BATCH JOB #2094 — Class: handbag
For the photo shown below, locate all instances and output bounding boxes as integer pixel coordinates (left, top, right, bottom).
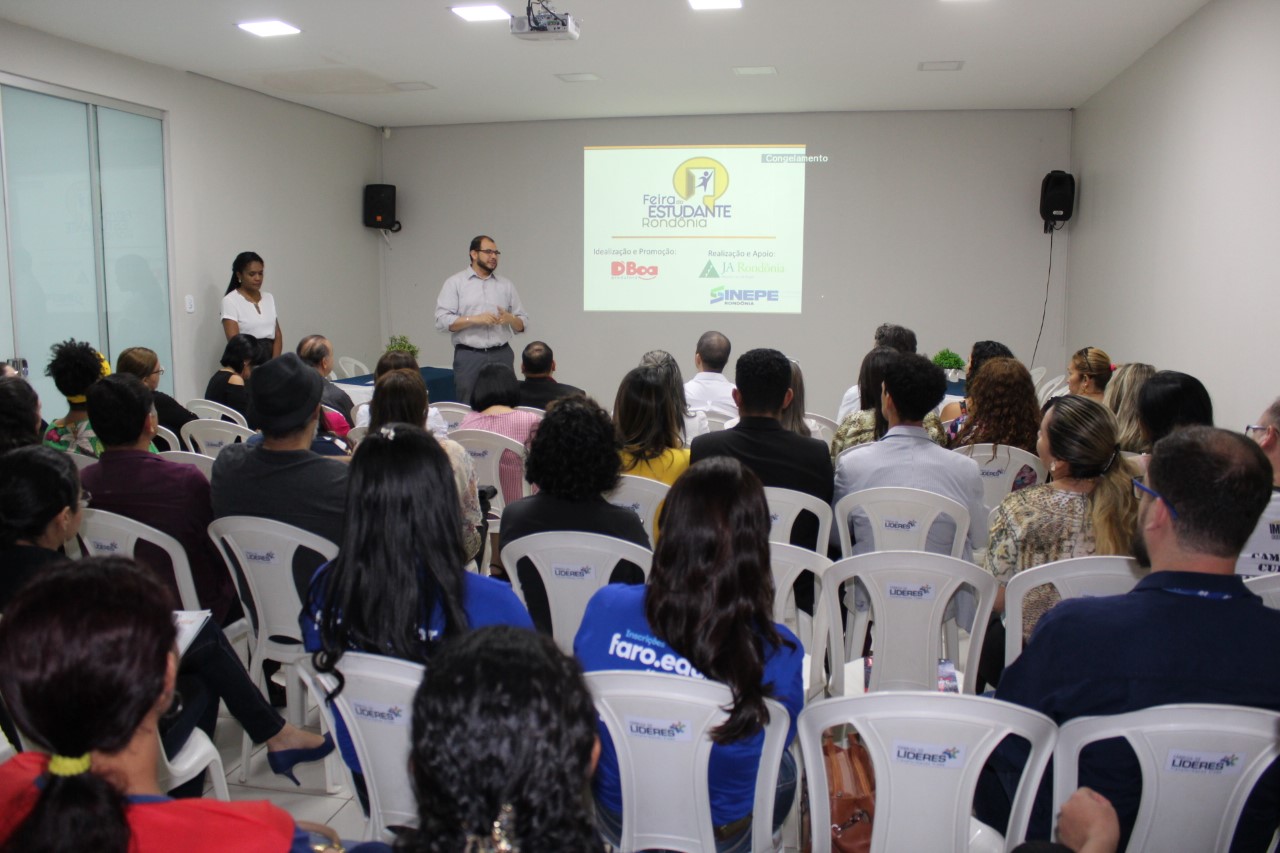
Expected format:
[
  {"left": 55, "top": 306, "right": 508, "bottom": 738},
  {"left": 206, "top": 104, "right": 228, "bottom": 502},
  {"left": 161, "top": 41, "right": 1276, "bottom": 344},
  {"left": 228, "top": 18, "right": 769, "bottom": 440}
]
[{"left": 824, "top": 732, "right": 876, "bottom": 853}]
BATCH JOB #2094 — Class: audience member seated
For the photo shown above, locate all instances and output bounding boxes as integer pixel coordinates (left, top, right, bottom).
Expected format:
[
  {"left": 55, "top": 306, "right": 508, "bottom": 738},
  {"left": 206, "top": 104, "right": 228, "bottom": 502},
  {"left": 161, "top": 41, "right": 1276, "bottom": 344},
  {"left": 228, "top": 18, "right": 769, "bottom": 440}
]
[
  {"left": 304, "top": 424, "right": 532, "bottom": 790},
  {"left": 367, "top": 369, "right": 483, "bottom": 563},
  {"left": 0, "top": 446, "right": 83, "bottom": 612},
  {"left": 1136, "top": 368, "right": 1214, "bottom": 452},
  {"left": 500, "top": 395, "right": 650, "bottom": 632},
  {"left": 0, "top": 557, "right": 369, "bottom": 853},
  {"left": 833, "top": 351, "right": 986, "bottom": 559},
  {"left": 949, "top": 356, "right": 1042, "bottom": 489},
  {"left": 939, "top": 339, "right": 1015, "bottom": 431},
  {"left": 614, "top": 365, "right": 691, "bottom": 485},
  {"left": 115, "top": 346, "right": 198, "bottom": 450},
  {"left": 204, "top": 333, "right": 256, "bottom": 422},
  {"left": 725, "top": 358, "right": 821, "bottom": 437},
  {"left": 517, "top": 340, "right": 583, "bottom": 409},
  {"left": 1239, "top": 397, "right": 1280, "bottom": 576},
  {"left": 42, "top": 338, "right": 110, "bottom": 456},
  {"left": 1066, "top": 345, "right": 1113, "bottom": 403},
  {"left": 397, "top": 626, "right": 602, "bottom": 853},
  {"left": 457, "top": 363, "right": 541, "bottom": 502},
  {"left": 830, "top": 345, "right": 945, "bottom": 462},
  {"left": 0, "top": 375, "right": 41, "bottom": 453},
  {"left": 351, "top": 349, "right": 448, "bottom": 438},
  {"left": 296, "top": 334, "right": 355, "bottom": 428},
  {"left": 682, "top": 330, "right": 738, "bottom": 417},
  {"left": 211, "top": 353, "right": 348, "bottom": 596},
  {"left": 1101, "top": 362, "right": 1155, "bottom": 454},
  {"left": 977, "top": 426, "right": 1280, "bottom": 850},
  {"left": 575, "top": 456, "right": 803, "bottom": 850},
  {"left": 836, "top": 322, "right": 917, "bottom": 422},
  {"left": 978, "top": 394, "right": 1137, "bottom": 689},
  {"left": 640, "top": 348, "right": 708, "bottom": 444}
]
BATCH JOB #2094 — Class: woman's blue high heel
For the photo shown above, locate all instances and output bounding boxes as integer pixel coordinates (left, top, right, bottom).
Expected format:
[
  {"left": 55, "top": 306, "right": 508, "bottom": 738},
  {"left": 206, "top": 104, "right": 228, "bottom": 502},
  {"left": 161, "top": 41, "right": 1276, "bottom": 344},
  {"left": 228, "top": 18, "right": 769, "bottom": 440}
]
[{"left": 267, "top": 732, "right": 335, "bottom": 785}]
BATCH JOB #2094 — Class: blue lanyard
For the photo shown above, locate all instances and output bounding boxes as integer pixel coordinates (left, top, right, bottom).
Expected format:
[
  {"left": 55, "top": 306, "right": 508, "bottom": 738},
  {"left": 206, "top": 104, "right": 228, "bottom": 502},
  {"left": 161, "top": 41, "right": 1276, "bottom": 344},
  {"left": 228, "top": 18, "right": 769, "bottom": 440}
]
[{"left": 1164, "top": 587, "right": 1238, "bottom": 601}]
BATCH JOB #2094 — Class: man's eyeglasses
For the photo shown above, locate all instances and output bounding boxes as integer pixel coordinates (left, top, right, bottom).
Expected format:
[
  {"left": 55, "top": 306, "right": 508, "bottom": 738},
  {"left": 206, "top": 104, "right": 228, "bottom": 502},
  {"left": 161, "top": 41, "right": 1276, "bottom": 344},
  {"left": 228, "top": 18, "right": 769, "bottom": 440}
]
[
  {"left": 1132, "top": 476, "right": 1179, "bottom": 519},
  {"left": 476, "top": 249, "right": 501, "bottom": 256},
  {"left": 1245, "top": 424, "right": 1272, "bottom": 440}
]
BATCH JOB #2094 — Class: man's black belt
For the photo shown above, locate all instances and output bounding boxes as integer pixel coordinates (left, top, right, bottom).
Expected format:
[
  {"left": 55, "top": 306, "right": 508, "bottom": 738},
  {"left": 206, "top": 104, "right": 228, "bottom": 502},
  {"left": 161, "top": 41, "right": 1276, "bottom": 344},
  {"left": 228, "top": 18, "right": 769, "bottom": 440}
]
[{"left": 455, "top": 343, "right": 509, "bottom": 353}]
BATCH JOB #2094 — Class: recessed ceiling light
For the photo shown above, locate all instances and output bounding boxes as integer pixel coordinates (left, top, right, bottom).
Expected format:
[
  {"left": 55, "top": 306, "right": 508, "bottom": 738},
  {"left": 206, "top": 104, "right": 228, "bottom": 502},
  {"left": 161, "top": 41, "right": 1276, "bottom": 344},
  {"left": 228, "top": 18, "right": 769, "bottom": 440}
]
[
  {"left": 451, "top": 5, "right": 510, "bottom": 22},
  {"left": 918, "top": 60, "right": 965, "bottom": 71},
  {"left": 733, "top": 66, "right": 777, "bottom": 76},
  {"left": 393, "top": 81, "right": 437, "bottom": 91},
  {"left": 690, "top": 0, "right": 742, "bottom": 9},
  {"left": 556, "top": 72, "right": 600, "bottom": 83},
  {"left": 237, "top": 20, "right": 301, "bottom": 37}
]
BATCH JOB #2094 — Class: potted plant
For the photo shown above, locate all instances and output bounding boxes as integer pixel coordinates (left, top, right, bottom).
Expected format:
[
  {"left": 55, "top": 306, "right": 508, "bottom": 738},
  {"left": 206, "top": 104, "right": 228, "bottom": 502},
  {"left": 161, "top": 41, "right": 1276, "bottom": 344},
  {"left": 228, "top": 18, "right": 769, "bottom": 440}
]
[
  {"left": 931, "top": 348, "right": 966, "bottom": 383},
  {"left": 386, "top": 334, "right": 419, "bottom": 360}
]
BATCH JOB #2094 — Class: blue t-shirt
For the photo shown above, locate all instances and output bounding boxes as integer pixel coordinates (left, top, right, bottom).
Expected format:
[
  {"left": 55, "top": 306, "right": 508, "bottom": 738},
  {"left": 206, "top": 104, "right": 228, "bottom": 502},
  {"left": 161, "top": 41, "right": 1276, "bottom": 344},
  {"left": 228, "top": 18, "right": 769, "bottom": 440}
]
[
  {"left": 573, "top": 583, "right": 803, "bottom": 826},
  {"left": 302, "top": 563, "right": 534, "bottom": 770}
]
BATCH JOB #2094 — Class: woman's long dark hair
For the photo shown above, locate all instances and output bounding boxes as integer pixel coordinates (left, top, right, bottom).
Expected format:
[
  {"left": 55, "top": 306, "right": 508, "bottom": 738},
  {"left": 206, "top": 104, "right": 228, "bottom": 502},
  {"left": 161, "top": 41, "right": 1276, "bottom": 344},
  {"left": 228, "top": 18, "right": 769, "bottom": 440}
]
[
  {"left": 0, "top": 446, "right": 79, "bottom": 549},
  {"left": 368, "top": 369, "right": 428, "bottom": 431},
  {"left": 311, "top": 424, "right": 469, "bottom": 692},
  {"left": 614, "top": 365, "right": 683, "bottom": 466},
  {"left": 639, "top": 349, "right": 692, "bottom": 441},
  {"left": 224, "top": 251, "right": 264, "bottom": 295},
  {"left": 855, "top": 346, "right": 897, "bottom": 439},
  {"left": 646, "top": 456, "right": 789, "bottom": 744},
  {"left": 0, "top": 377, "right": 41, "bottom": 454},
  {"left": 0, "top": 557, "right": 176, "bottom": 853},
  {"left": 397, "top": 627, "right": 601, "bottom": 853}
]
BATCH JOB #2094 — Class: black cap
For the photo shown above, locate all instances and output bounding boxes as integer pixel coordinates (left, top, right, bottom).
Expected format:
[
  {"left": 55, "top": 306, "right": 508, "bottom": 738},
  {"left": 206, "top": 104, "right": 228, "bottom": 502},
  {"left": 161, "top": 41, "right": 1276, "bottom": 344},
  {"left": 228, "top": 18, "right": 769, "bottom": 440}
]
[{"left": 248, "top": 353, "right": 323, "bottom": 433}]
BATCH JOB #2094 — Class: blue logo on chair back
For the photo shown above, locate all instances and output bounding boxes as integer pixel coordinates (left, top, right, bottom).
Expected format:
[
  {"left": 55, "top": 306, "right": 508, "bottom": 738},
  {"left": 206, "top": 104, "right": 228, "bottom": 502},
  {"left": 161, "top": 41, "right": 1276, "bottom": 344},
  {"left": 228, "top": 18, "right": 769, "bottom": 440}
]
[
  {"left": 245, "top": 549, "right": 276, "bottom": 563},
  {"left": 887, "top": 583, "right": 935, "bottom": 601},
  {"left": 1166, "top": 750, "right": 1242, "bottom": 775},
  {"left": 90, "top": 539, "right": 121, "bottom": 553}
]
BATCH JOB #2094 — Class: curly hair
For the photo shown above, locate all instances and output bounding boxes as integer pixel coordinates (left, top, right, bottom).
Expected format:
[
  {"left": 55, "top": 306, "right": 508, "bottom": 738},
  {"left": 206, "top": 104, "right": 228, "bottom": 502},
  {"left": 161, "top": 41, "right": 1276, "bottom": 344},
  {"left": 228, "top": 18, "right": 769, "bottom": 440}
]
[
  {"left": 523, "top": 395, "right": 621, "bottom": 499},
  {"left": 953, "top": 357, "right": 1040, "bottom": 453},
  {"left": 398, "top": 626, "right": 601, "bottom": 853},
  {"left": 45, "top": 339, "right": 106, "bottom": 403}
]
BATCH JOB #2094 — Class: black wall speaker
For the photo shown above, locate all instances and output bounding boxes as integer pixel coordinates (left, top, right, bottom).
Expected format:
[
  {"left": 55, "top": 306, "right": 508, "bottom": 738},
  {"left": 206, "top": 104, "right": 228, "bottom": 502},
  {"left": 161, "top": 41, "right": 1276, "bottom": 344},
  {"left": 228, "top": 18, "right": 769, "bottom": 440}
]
[
  {"left": 363, "top": 184, "right": 400, "bottom": 231},
  {"left": 1040, "top": 171, "right": 1075, "bottom": 232}
]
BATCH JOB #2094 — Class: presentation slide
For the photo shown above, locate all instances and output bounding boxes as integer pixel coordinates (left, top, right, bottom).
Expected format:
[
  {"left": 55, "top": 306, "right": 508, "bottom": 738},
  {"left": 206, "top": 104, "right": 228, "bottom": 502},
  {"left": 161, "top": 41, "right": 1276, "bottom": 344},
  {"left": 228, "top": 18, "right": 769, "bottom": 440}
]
[{"left": 583, "top": 145, "right": 807, "bottom": 314}]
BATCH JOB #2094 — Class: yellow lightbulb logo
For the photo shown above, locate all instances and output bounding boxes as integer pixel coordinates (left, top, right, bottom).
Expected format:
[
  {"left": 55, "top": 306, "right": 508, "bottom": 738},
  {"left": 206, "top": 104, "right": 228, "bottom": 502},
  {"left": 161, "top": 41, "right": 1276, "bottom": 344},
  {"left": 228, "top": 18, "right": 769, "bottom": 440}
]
[{"left": 672, "top": 157, "right": 729, "bottom": 209}]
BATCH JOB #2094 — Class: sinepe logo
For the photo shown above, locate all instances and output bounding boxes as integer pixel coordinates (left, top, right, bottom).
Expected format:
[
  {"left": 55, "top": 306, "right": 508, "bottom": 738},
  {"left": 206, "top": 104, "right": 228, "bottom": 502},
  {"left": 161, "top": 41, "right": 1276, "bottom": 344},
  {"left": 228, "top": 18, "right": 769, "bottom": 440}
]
[{"left": 611, "top": 261, "right": 658, "bottom": 280}]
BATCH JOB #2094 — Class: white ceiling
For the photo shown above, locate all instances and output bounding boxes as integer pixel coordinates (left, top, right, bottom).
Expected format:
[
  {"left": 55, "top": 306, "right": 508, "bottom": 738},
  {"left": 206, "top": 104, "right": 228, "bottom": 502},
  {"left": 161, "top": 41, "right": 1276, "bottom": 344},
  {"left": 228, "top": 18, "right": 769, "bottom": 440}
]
[{"left": 0, "top": 0, "right": 1210, "bottom": 128}]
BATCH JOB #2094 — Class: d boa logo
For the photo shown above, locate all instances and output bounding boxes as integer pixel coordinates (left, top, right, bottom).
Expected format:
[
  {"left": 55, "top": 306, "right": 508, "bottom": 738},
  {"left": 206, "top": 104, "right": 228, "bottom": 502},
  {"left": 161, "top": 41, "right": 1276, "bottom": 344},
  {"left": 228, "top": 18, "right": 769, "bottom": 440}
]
[{"left": 611, "top": 261, "right": 658, "bottom": 280}]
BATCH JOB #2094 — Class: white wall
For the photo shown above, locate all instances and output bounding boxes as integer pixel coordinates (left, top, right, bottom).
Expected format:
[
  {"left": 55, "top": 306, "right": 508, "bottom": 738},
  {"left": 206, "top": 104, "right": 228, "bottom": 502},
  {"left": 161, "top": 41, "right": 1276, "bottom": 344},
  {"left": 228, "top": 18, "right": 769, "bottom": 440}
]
[
  {"left": 382, "top": 110, "right": 1072, "bottom": 416},
  {"left": 0, "top": 21, "right": 384, "bottom": 402},
  {"left": 1067, "top": 0, "right": 1280, "bottom": 429}
]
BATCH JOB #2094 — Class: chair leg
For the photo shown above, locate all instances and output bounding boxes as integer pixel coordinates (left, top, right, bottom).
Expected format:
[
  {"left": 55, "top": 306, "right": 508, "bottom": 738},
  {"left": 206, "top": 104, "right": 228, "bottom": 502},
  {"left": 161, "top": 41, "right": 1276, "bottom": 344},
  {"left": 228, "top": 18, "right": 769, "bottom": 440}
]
[
  {"left": 208, "top": 752, "right": 230, "bottom": 801},
  {"left": 239, "top": 652, "right": 265, "bottom": 783},
  {"left": 284, "top": 662, "right": 305, "bottom": 728}
]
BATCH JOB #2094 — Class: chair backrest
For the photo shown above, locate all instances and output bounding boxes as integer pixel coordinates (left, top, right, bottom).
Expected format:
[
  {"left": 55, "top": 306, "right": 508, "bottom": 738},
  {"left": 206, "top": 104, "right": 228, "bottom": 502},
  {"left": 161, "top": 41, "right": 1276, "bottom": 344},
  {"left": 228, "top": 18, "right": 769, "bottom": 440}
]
[
  {"left": 73, "top": 509, "right": 201, "bottom": 610},
  {"left": 184, "top": 398, "right": 249, "bottom": 428},
  {"left": 337, "top": 356, "right": 369, "bottom": 378},
  {"left": 433, "top": 402, "right": 472, "bottom": 432},
  {"left": 1028, "top": 365, "right": 1047, "bottom": 386},
  {"left": 703, "top": 409, "right": 734, "bottom": 432},
  {"left": 799, "top": 692, "right": 1056, "bottom": 853},
  {"left": 303, "top": 654, "right": 424, "bottom": 838},
  {"left": 1244, "top": 573, "right": 1280, "bottom": 610},
  {"left": 818, "top": 552, "right": 996, "bottom": 695},
  {"left": 207, "top": 517, "right": 338, "bottom": 645},
  {"left": 181, "top": 419, "right": 255, "bottom": 458},
  {"left": 769, "top": 542, "right": 831, "bottom": 659},
  {"left": 1004, "top": 556, "right": 1144, "bottom": 666},
  {"left": 64, "top": 450, "right": 97, "bottom": 471},
  {"left": 764, "top": 486, "right": 833, "bottom": 553},
  {"left": 605, "top": 475, "right": 671, "bottom": 548},
  {"left": 833, "top": 487, "right": 970, "bottom": 559},
  {"left": 449, "top": 428, "right": 533, "bottom": 511},
  {"left": 1053, "top": 704, "right": 1280, "bottom": 853},
  {"left": 954, "top": 444, "right": 1047, "bottom": 513},
  {"left": 1036, "top": 374, "right": 1068, "bottom": 406},
  {"left": 806, "top": 412, "right": 839, "bottom": 445},
  {"left": 154, "top": 424, "right": 183, "bottom": 452},
  {"left": 346, "top": 425, "right": 368, "bottom": 445},
  {"left": 500, "top": 532, "right": 652, "bottom": 653},
  {"left": 585, "top": 670, "right": 788, "bottom": 853},
  {"left": 158, "top": 450, "right": 214, "bottom": 481},
  {"left": 515, "top": 406, "right": 545, "bottom": 417}
]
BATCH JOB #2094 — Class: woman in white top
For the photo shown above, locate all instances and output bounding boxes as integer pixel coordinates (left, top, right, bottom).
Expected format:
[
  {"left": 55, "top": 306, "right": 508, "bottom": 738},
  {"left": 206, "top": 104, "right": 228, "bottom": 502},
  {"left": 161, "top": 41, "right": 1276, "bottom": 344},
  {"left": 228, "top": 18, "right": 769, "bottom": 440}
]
[{"left": 220, "top": 251, "right": 281, "bottom": 364}]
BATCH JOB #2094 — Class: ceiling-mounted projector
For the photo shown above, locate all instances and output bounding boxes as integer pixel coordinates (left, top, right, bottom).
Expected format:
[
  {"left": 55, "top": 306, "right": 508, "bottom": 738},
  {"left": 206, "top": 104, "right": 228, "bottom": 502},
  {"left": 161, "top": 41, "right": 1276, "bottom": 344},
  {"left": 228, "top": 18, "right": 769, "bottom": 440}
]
[{"left": 511, "top": 0, "right": 579, "bottom": 40}]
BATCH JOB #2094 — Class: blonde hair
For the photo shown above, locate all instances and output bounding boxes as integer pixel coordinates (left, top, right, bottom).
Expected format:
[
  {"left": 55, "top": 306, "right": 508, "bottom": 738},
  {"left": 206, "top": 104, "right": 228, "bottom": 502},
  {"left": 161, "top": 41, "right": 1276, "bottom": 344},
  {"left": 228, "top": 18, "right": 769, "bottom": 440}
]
[
  {"left": 1103, "top": 362, "right": 1155, "bottom": 453},
  {"left": 1045, "top": 394, "right": 1137, "bottom": 555},
  {"left": 115, "top": 347, "right": 158, "bottom": 381},
  {"left": 1070, "top": 346, "right": 1114, "bottom": 392}
]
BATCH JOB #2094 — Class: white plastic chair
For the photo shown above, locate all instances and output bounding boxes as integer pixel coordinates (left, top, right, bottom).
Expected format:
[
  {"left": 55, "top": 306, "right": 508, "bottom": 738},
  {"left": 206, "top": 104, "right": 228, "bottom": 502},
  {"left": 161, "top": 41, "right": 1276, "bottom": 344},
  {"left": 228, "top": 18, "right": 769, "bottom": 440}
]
[
  {"left": 799, "top": 692, "right": 1056, "bottom": 853},
  {"left": 1244, "top": 573, "right": 1280, "bottom": 610},
  {"left": 433, "top": 402, "right": 472, "bottom": 432},
  {"left": 585, "top": 670, "right": 789, "bottom": 853},
  {"left": 764, "top": 486, "right": 833, "bottom": 553},
  {"left": 449, "top": 428, "right": 533, "bottom": 513},
  {"left": 1036, "top": 374, "right": 1068, "bottom": 406},
  {"left": 185, "top": 398, "right": 249, "bottom": 428},
  {"left": 207, "top": 516, "right": 338, "bottom": 784},
  {"left": 500, "top": 532, "right": 652, "bottom": 653},
  {"left": 605, "top": 475, "right": 671, "bottom": 548},
  {"left": 157, "top": 727, "right": 230, "bottom": 801},
  {"left": 71, "top": 509, "right": 203, "bottom": 610},
  {"left": 300, "top": 655, "right": 423, "bottom": 840},
  {"left": 769, "top": 542, "right": 832, "bottom": 657},
  {"left": 1052, "top": 704, "right": 1280, "bottom": 853},
  {"left": 954, "top": 444, "right": 1047, "bottom": 513},
  {"left": 515, "top": 405, "right": 546, "bottom": 417},
  {"left": 833, "top": 486, "right": 971, "bottom": 560},
  {"left": 816, "top": 552, "right": 996, "bottom": 696},
  {"left": 338, "top": 356, "right": 370, "bottom": 378},
  {"left": 1004, "top": 556, "right": 1144, "bottom": 666},
  {"left": 346, "top": 425, "right": 368, "bottom": 444},
  {"left": 64, "top": 450, "right": 97, "bottom": 471},
  {"left": 1028, "top": 366, "right": 1047, "bottom": 387},
  {"left": 181, "top": 420, "right": 255, "bottom": 458},
  {"left": 807, "top": 413, "right": 839, "bottom": 445},
  {"left": 704, "top": 409, "right": 735, "bottom": 432},
  {"left": 159, "top": 449, "right": 215, "bottom": 480},
  {"left": 154, "top": 423, "right": 183, "bottom": 452}
]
